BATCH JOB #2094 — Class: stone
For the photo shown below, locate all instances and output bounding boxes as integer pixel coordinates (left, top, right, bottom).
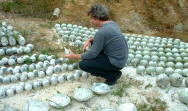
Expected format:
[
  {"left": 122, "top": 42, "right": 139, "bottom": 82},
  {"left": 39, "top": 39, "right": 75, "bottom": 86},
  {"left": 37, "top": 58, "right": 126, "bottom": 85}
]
[
  {"left": 8, "top": 36, "right": 16, "bottom": 46},
  {"left": 170, "top": 73, "right": 183, "bottom": 87},
  {"left": 1, "top": 37, "right": 8, "bottom": 46},
  {"left": 52, "top": 8, "right": 61, "bottom": 18},
  {"left": 178, "top": 88, "right": 188, "bottom": 105},
  {"left": 0, "top": 104, "right": 19, "bottom": 111},
  {"left": 8, "top": 59, "right": 16, "bottom": 65},
  {"left": 18, "top": 35, "right": 26, "bottom": 45},
  {"left": 50, "top": 76, "right": 58, "bottom": 85},
  {"left": 156, "top": 74, "right": 170, "bottom": 88},
  {"left": 0, "top": 49, "right": 5, "bottom": 55},
  {"left": 15, "top": 85, "right": 24, "bottom": 94},
  {"left": 24, "top": 83, "right": 32, "bottom": 91},
  {"left": 117, "top": 103, "right": 137, "bottom": 111},
  {"left": 6, "top": 88, "right": 14, "bottom": 97},
  {"left": 24, "top": 99, "right": 49, "bottom": 111},
  {"left": 49, "top": 94, "right": 70, "bottom": 108},
  {"left": 42, "top": 79, "right": 50, "bottom": 87},
  {"left": 57, "top": 75, "right": 64, "bottom": 83},
  {"left": 91, "top": 83, "right": 111, "bottom": 95},
  {"left": 73, "top": 88, "right": 93, "bottom": 102},
  {"left": 0, "top": 87, "right": 6, "bottom": 98}
]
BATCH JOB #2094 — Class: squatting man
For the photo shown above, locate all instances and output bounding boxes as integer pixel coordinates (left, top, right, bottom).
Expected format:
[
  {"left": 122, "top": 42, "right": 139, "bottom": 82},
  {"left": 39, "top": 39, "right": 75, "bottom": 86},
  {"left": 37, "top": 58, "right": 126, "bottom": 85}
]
[{"left": 64, "top": 3, "right": 128, "bottom": 85}]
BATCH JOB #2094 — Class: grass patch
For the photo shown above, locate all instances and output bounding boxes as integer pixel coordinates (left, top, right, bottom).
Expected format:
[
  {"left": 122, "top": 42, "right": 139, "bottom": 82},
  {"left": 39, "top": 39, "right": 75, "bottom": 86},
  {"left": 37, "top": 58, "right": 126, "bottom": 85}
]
[
  {"left": 137, "top": 97, "right": 167, "bottom": 111},
  {"left": 39, "top": 22, "right": 54, "bottom": 29},
  {"left": 0, "top": 1, "right": 26, "bottom": 13},
  {"left": 23, "top": 58, "right": 33, "bottom": 64},
  {"left": 41, "top": 48, "right": 58, "bottom": 58},
  {"left": 0, "top": 55, "right": 6, "bottom": 59},
  {"left": 0, "top": 0, "right": 66, "bottom": 18},
  {"left": 111, "top": 82, "right": 131, "bottom": 97},
  {"left": 64, "top": 59, "right": 79, "bottom": 64},
  {"left": 15, "top": 25, "right": 35, "bottom": 38}
]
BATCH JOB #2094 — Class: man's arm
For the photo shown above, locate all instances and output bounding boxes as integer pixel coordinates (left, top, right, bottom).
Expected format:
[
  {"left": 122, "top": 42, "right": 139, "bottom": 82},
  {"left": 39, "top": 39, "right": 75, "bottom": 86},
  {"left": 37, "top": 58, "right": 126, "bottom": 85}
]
[
  {"left": 83, "top": 37, "right": 94, "bottom": 51},
  {"left": 64, "top": 54, "right": 81, "bottom": 59},
  {"left": 81, "top": 31, "right": 104, "bottom": 60}
]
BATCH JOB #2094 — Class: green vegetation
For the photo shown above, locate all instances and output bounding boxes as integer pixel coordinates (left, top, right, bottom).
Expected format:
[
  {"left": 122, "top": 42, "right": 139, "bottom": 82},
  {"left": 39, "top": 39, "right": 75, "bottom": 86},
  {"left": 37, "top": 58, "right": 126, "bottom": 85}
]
[
  {"left": 23, "top": 58, "right": 33, "bottom": 64},
  {"left": 15, "top": 25, "right": 35, "bottom": 37},
  {"left": 64, "top": 59, "right": 79, "bottom": 64},
  {"left": 41, "top": 48, "right": 58, "bottom": 58},
  {"left": 39, "top": 22, "right": 54, "bottom": 29},
  {"left": 111, "top": 82, "right": 131, "bottom": 97},
  {"left": 0, "top": 1, "right": 26, "bottom": 13},
  {"left": 137, "top": 97, "right": 167, "bottom": 111},
  {"left": 0, "top": 55, "right": 6, "bottom": 59}
]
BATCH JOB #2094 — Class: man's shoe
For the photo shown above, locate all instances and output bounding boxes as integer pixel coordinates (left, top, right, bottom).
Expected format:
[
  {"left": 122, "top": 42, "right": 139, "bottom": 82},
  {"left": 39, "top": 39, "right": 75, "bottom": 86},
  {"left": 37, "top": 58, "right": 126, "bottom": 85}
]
[{"left": 105, "top": 73, "right": 122, "bottom": 85}]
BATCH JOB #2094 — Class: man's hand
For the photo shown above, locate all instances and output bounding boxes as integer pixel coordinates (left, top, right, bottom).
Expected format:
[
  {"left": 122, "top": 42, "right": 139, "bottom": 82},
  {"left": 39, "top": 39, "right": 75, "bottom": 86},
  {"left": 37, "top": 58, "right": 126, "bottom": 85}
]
[
  {"left": 83, "top": 38, "right": 94, "bottom": 52},
  {"left": 64, "top": 54, "right": 81, "bottom": 59}
]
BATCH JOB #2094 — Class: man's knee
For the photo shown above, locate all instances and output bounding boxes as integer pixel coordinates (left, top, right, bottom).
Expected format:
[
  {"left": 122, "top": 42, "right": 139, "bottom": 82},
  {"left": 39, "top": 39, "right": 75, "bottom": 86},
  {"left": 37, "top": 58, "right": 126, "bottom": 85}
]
[{"left": 79, "top": 61, "right": 88, "bottom": 71}]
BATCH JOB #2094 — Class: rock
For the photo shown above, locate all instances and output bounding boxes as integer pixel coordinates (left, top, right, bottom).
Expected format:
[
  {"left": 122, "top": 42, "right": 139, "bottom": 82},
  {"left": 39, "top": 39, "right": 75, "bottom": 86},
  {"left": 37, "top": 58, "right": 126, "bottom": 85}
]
[
  {"left": 73, "top": 73, "right": 80, "bottom": 80},
  {"left": 61, "top": 64, "right": 68, "bottom": 70},
  {"left": 0, "top": 87, "right": 6, "bottom": 98},
  {"left": 101, "top": 108, "right": 116, "bottom": 111},
  {"left": 185, "top": 78, "right": 188, "bottom": 87},
  {"left": 6, "top": 88, "right": 14, "bottom": 97},
  {"left": 182, "top": 69, "right": 188, "bottom": 77},
  {"left": 50, "top": 76, "right": 58, "bottom": 85},
  {"left": 24, "top": 99, "right": 49, "bottom": 111},
  {"left": 52, "top": 8, "right": 61, "bottom": 18},
  {"left": 38, "top": 54, "right": 47, "bottom": 61},
  {"left": 82, "top": 72, "right": 89, "bottom": 79},
  {"left": 0, "top": 104, "right": 19, "bottom": 111},
  {"left": 6, "top": 49, "right": 15, "bottom": 55},
  {"left": 28, "top": 64, "right": 35, "bottom": 71},
  {"left": 1, "top": 57, "right": 8, "bottom": 65},
  {"left": 156, "top": 74, "right": 170, "bottom": 88},
  {"left": 24, "top": 83, "right": 32, "bottom": 91},
  {"left": 42, "top": 79, "right": 50, "bottom": 87},
  {"left": 174, "top": 23, "right": 184, "bottom": 32},
  {"left": 57, "top": 75, "right": 64, "bottom": 83},
  {"left": 27, "top": 72, "right": 35, "bottom": 79},
  {"left": 3, "top": 76, "right": 11, "bottom": 84},
  {"left": 0, "top": 49, "right": 5, "bottom": 55},
  {"left": 18, "top": 35, "right": 26, "bottom": 45},
  {"left": 178, "top": 88, "right": 188, "bottom": 105},
  {"left": 66, "top": 74, "right": 74, "bottom": 81},
  {"left": 20, "top": 73, "right": 28, "bottom": 82},
  {"left": 11, "top": 75, "right": 18, "bottom": 83},
  {"left": 38, "top": 71, "right": 45, "bottom": 78},
  {"left": 73, "top": 88, "right": 93, "bottom": 102},
  {"left": 8, "top": 36, "right": 16, "bottom": 46},
  {"left": 169, "top": 73, "right": 183, "bottom": 87},
  {"left": 8, "top": 59, "right": 16, "bottom": 65},
  {"left": 117, "top": 103, "right": 137, "bottom": 111},
  {"left": 23, "top": 47, "right": 32, "bottom": 53},
  {"left": 49, "top": 94, "right": 70, "bottom": 108},
  {"left": 30, "top": 56, "right": 36, "bottom": 62},
  {"left": 54, "top": 65, "right": 61, "bottom": 73},
  {"left": 17, "top": 48, "right": 24, "bottom": 54},
  {"left": 1, "top": 37, "right": 8, "bottom": 46},
  {"left": 33, "top": 81, "right": 42, "bottom": 89},
  {"left": 27, "top": 44, "right": 34, "bottom": 50},
  {"left": 15, "top": 85, "right": 24, "bottom": 94},
  {"left": 91, "top": 82, "right": 111, "bottom": 95}
]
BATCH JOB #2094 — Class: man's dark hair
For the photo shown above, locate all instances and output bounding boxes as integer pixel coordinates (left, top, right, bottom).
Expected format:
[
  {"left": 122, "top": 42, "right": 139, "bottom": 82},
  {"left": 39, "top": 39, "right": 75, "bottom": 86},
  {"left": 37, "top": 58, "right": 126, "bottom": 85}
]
[{"left": 88, "top": 3, "right": 109, "bottom": 21}]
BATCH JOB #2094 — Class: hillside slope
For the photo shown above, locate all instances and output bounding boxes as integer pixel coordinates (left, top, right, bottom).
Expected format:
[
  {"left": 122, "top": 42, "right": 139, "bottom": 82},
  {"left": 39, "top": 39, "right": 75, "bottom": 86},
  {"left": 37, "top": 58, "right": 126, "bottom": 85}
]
[{"left": 0, "top": 0, "right": 188, "bottom": 41}]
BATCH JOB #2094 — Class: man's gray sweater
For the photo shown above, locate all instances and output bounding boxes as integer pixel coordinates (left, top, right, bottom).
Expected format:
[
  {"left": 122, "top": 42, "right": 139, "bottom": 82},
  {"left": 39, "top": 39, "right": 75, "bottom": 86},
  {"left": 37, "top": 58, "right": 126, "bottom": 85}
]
[{"left": 81, "top": 21, "right": 128, "bottom": 68}]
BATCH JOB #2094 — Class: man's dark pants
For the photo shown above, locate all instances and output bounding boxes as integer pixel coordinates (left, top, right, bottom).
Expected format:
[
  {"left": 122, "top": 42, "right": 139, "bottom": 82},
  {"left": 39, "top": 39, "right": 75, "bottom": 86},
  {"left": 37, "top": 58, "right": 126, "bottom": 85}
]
[{"left": 79, "top": 53, "right": 122, "bottom": 82}]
